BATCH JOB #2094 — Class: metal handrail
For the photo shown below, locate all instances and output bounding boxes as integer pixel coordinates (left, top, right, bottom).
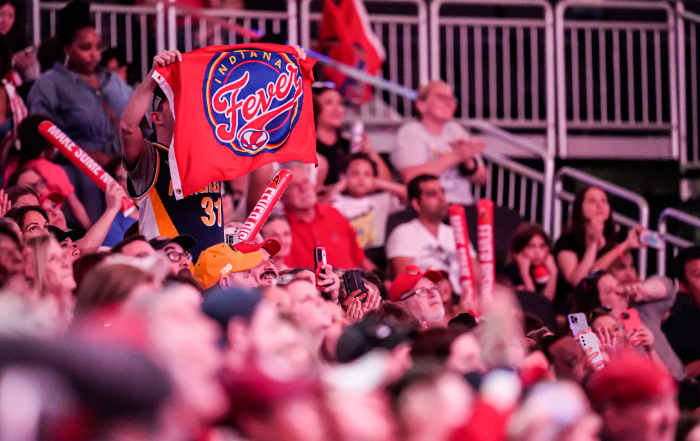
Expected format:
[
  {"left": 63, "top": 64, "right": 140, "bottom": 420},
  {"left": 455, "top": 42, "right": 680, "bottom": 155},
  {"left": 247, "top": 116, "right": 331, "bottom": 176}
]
[
  {"left": 430, "top": 0, "right": 556, "bottom": 162},
  {"left": 657, "top": 208, "right": 700, "bottom": 275},
  {"left": 553, "top": 166, "right": 651, "bottom": 277},
  {"left": 555, "top": 0, "right": 679, "bottom": 159}
]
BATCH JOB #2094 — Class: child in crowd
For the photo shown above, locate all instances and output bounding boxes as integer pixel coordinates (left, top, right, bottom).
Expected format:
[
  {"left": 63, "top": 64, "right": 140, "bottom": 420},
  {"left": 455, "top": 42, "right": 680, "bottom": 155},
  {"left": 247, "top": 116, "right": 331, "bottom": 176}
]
[
  {"left": 505, "top": 222, "right": 558, "bottom": 302},
  {"left": 329, "top": 153, "right": 406, "bottom": 266}
]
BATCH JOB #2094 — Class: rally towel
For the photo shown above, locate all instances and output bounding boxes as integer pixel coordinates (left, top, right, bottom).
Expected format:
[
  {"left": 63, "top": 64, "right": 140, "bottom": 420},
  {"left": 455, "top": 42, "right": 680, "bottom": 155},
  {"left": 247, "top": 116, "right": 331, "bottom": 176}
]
[
  {"left": 153, "top": 43, "right": 317, "bottom": 199},
  {"left": 319, "top": 0, "right": 385, "bottom": 104}
]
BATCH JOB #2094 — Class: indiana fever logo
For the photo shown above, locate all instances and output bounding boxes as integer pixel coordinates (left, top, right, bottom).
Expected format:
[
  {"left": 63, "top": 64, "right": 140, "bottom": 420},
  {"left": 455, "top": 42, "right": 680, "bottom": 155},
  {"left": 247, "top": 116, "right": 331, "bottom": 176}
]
[{"left": 203, "top": 49, "right": 304, "bottom": 156}]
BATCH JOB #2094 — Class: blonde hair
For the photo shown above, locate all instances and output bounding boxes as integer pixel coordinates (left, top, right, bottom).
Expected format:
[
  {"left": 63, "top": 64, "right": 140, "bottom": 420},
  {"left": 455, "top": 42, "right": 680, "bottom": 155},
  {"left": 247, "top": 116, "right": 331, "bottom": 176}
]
[
  {"left": 25, "top": 234, "right": 55, "bottom": 294},
  {"left": 417, "top": 80, "right": 452, "bottom": 101}
]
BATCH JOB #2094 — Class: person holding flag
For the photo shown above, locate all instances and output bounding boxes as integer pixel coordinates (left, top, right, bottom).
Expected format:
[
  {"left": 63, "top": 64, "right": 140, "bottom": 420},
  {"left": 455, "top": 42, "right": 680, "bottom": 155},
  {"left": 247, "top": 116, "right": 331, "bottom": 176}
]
[
  {"left": 120, "top": 49, "right": 220, "bottom": 260},
  {"left": 120, "top": 44, "right": 315, "bottom": 260}
]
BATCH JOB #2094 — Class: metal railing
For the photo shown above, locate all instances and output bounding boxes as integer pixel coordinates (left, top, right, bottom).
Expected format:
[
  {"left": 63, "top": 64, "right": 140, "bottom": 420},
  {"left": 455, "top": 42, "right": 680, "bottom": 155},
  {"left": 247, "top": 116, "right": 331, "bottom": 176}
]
[
  {"left": 299, "top": 0, "right": 428, "bottom": 122},
  {"left": 555, "top": 0, "right": 679, "bottom": 158},
  {"left": 32, "top": 1, "right": 166, "bottom": 79},
  {"left": 677, "top": 2, "right": 700, "bottom": 171},
  {"left": 167, "top": 2, "right": 297, "bottom": 53},
  {"left": 553, "top": 167, "right": 651, "bottom": 277},
  {"left": 430, "top": 0, "right": 556, "bottom": 159},
  {"left": 657, "top": 208, "right": 700, "bottom": 276},
  {"left": 465, "top": 120, "right": 554, "bottom": 231}
]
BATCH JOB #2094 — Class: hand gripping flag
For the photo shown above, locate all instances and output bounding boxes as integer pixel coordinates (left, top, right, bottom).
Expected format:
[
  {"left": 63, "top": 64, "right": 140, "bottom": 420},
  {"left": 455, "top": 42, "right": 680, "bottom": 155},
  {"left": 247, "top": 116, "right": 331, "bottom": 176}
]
[
  {"left": 319, "top": 0, "right": 386, "bottom": 104},
  {"left": 153, "top": 43, "right": 317, "bottom": 199}
]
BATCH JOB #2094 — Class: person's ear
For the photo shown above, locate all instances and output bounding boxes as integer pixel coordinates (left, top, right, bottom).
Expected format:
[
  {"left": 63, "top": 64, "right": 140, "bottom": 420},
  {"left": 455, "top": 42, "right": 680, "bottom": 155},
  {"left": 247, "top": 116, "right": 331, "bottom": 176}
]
[
  {"left": 411, "top": 198, "right": 420, "bottom": 213},
  {"left": 415, "top": 98, "right": 427, "bottom": 115},
  {"left": 149, "top": 111, "right": 162, "bottom": 126}
]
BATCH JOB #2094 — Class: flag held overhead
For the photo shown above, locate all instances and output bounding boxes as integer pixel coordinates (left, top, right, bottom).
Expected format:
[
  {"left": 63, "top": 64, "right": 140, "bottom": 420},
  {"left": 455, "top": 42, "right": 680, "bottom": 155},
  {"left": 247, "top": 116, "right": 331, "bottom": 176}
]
[{"left": 154, "top": 43, "right": 317, "bottom": 199}]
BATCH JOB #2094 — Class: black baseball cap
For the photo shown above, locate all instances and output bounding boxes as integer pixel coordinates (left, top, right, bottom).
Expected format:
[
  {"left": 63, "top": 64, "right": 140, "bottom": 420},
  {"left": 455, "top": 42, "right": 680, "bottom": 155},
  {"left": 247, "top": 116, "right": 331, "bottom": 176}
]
[
  {"left": 148, "top": 234, "right": 195, "bottom": 252},
  {"left": 48, "top": 225, "right": 85, "bottom": 242}
]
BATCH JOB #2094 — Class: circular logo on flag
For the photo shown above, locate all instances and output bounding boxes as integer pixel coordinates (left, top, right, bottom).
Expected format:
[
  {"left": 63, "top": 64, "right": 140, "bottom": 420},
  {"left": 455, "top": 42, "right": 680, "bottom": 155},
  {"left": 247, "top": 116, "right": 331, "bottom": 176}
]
[{"left": 203, "top": 48, "right": 304, "bottom": 156}]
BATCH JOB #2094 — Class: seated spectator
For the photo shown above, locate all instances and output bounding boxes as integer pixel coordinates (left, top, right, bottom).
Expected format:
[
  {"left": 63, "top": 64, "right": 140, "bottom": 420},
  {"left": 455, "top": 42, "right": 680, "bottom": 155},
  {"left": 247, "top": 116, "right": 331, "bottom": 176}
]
[
  {"left": 193, "top": 239, "right": 281, "bottom": 290},
  {"left": 44, "top": 181, "right": 126, "bottom": 256},
  {"left": 101, "top": 47, "right": 131, "bottom": 85},
  {"left": 389, "top": 265, "right": 446, "bottom": 329},
  {"left": 386, "top": 174, "right": 476, "bottom": 293},
  {"left": 388, "top": 364, "right": 473, "bottom": 441},
  {"left": 313, "top": 84, "right": 390, "bottom": 186},
  {"left": 6, "top": 115, "right": 91, "bottom": 228},
  {"left": 282, "top": 162, "right": 373, "bottom": 270},
  {"left": 542, "top": 334, "right": 590, "bottom": 383},
  {"left": 505, "top": 222, "right": 558, "bottom": 302},
  {"left": 5, "top": 204, "right": 48, "bottom": 240},
  {"left": 663, "top": 246, "right": 700, "bottom": 375},
  {"left": 574, "top": 270, "right": 683, "bottom": 379},
  {"left": 74, "top": 263, "right": 159, "bottom": 316},
  {"left": 149, "top": 235, "right": 195, "bottom": 277},
  {"left": 0, "top": 220, "right": 23, "bottom": 287},
  {"left": 410, "top": 327, "right": 485, "bottom": 375},
  {"left": 554, "top": 186, "right": 647, "bottom": 308},
  {"left": 111, "top": 234, "right": 156, "bottom": 258},
  {"left": 587, "top": 350, "right": 678, "bottom": 441},
  {"left": 101, "top": 156, "right": 137, "bottom": 246},
  {"left": 0, "top": 0, "right": 40, "bottom": 91},
  {"left": 27, "top": 1, "right": 132, "bottom": 221},
  {"left": 508, "top": 381, "right": 601, "bottom": 441},
  {"left": 260, "top": 214, "right": 292, "bottom": 271},
  {"left": 24, "top": 234, "right": 76, "bottom": 332},
  {"left": 330, "top": 153, "right": 406, "bottom": 266},
  {"left": 391, "top": 80, "right": 486, "bottom": 205},
  {"left": 6, "top": 184, "right": 39, "bottom": 207},
  {"left": 0, "top": 34, "right": 27, "bottom": 144}
]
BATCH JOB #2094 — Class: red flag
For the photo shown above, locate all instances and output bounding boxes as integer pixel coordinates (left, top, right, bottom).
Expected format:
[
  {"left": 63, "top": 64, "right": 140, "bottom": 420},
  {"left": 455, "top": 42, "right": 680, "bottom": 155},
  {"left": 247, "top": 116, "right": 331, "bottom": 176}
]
[
  {"left": 153, "top": 43, "right": 317, "bottom": 199},
  {"left": 319, "top": 0, "right": 386, "bottom": 104}
]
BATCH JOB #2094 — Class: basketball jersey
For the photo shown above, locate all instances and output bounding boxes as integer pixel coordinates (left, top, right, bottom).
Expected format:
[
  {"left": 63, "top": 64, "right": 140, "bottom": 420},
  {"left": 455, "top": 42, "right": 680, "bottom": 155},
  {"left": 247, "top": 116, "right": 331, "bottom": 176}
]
[{"left": 128, "top": 141, "right": 223, "bottom": 260}]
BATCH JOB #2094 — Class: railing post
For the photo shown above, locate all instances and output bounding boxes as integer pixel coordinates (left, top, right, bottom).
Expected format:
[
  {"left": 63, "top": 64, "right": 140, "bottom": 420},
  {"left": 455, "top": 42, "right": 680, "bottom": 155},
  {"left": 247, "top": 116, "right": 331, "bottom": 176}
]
[
  {"left": 554, "top": 1, "right": 567, "bottom": 158},
  {"left": 417, "top": 0, "right": 429, "bottom": 85},
  {"left": 677, "top": 1, "right": 688, "bottom": 170},
  {"left": 32, "top": 0, "right": 40, "bottom": 47},
  {"left": 156, "top": 1, "right": 165, "bottom": 54},
  {"left": 543, "top": 157, "right": 554, "bottom": 235},
  {"left": 287, "top": 0, "right": 298, "bottom": 46},
  {"left": 668, "top": 1, "right": 680, "bottom": 161},
  {"left": 299, "top": 0, "right": 311, "bottom": 49},
  {"left": 429, "top": 0, "right": 442, "bottom": 82},
  {"left": 544, "top": 1, "right": 556, "bottom": 161},
  {"left": 553, "top": 170, "right": 564, "bottom": 240},
  {"left": 638, "top": 200, "right": 650, "bottom": 279},
  {"left": 658, "top": 214, "right": 668, "bottom": 276},
  {"left": 168, "top": 0, "right": 177, "bottom": 51}
]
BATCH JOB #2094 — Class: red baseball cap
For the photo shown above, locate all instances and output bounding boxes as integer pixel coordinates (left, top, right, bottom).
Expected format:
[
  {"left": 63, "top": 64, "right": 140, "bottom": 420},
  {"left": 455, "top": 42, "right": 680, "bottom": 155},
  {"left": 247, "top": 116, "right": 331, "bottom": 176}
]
[
  {"left": 587, "top": 349, "right": 676, "bottom": 410},
  {"left": 388, "top": 265, "right": 442, "bottom": 302},
  {"left": 233, "top": 238, "right": 281, "bottom": 256}
]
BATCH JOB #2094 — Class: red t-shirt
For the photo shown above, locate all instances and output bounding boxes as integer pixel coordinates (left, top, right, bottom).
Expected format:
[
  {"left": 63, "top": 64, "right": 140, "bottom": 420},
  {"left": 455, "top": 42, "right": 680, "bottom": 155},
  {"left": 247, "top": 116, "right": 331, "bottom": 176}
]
[{"left": 284, "top": 203, "right": 365, "bottom": 269}]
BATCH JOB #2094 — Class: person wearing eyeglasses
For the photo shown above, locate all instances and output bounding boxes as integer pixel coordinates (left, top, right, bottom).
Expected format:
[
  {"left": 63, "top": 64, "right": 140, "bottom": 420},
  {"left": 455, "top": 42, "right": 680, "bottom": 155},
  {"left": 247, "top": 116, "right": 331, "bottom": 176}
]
[
  {"left": 149, "top": 235, "right": 196, "bottom": 277},
  {"left": 392, "top": 80, "right": 487, "bottom": 206},
  {"left": 388, "top": 265, "right": 446, "bottom": 329}
]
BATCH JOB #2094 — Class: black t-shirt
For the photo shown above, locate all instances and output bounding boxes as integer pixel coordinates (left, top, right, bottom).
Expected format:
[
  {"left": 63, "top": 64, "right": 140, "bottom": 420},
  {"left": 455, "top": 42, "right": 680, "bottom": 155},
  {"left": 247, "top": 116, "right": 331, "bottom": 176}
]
[
  {"left": 552, "top": 231, "right": 620, "bottom": 314},
  {"left": 662, "top": 294, "right": 700, "bottom": 365},
  {"left": 317, "top": 137, "right": 350, "bottom": 185}
]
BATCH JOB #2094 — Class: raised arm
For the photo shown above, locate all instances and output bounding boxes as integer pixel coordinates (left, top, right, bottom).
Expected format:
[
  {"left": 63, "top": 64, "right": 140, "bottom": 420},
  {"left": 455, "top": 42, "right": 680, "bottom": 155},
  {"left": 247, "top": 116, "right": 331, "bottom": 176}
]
[
  {"left": 76, "top": 181, "right": 125, "bottom": 253},
  {"left": 120, "top": 50, "right": 182, "bottom": 166}
]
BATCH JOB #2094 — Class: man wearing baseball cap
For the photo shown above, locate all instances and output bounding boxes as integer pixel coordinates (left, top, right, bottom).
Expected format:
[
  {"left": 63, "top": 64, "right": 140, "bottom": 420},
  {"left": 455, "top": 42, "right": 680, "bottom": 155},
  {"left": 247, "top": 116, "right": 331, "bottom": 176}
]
[
  {"left": 389, "top": 265, "right": 446, "bottom": 329},
  {"left": 587, "top": 350, "right": 678, "bottom": 441},
  {"left": 194, "top": 239, "right": 281, "bottom": 290},
  {"left": 149, "top": 235, "right": 196, "bottom": 276}
]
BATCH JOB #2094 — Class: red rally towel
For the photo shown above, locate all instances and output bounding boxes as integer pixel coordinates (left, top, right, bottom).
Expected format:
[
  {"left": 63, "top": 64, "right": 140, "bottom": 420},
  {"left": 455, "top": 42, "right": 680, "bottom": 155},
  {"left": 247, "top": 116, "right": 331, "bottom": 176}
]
[{"left": 153, "top": 43, "right": 317, "bottom": 199}]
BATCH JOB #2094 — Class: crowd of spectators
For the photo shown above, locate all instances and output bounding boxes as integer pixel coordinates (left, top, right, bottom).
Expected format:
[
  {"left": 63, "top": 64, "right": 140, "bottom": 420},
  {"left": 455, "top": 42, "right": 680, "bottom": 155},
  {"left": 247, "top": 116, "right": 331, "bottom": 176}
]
[{"left": 0, "top": 1, "right": 700, "bottom": 441}]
